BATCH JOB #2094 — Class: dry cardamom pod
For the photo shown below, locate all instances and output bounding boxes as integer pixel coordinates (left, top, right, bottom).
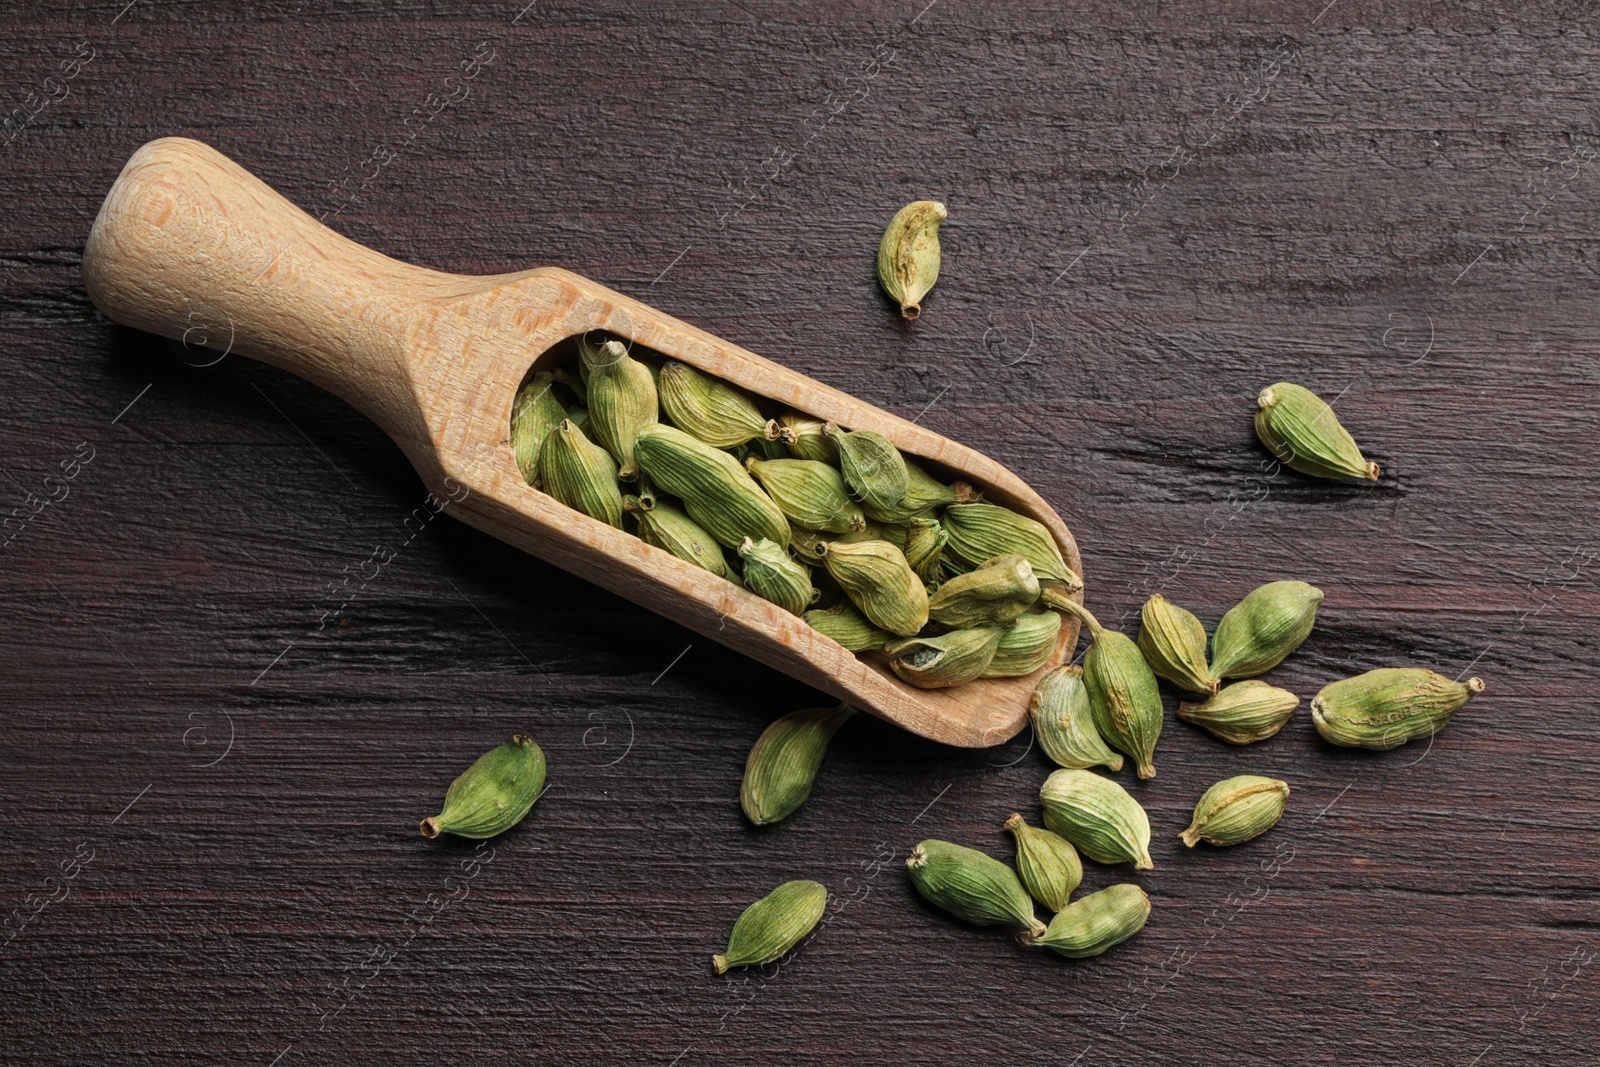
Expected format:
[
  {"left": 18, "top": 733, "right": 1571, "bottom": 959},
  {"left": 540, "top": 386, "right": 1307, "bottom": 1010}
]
[
  {"left": 905, "top": 839, "right": 1046, "bottom": 936},
  {"left": 1210, "top": 580, "right": 1324, "bottom": 679},
  {"left": 745, "top": 456, "right": 866, "bottom": 534},
  {"left": 738, "top": 536, "right": 818, "bottom": 616},
  {"left": 659, "top": 360, "right": 782, "bottom": 448},
  {"left": 824, "top": 424, "right": 909, "bottom": 514},
  {"left": 582, "top": 339, "right": 658, "bottom": 480},
  {"left": 860, "top": 459, "right": 978, "bottom": 523},
  {"left": 420, "top": 734, "right": 546, "bottom": 840},
  {"left": 712, "top": 880, "right": 828, "bottom": 974},
  {"left": 779, "top": 411, "right": 837, "bottom": 464},
  {"left": 1137, "top": 593, "right": 1220, "bottom": 695},
  {"left": 624, "top": 495, "right": 729, "bottom": 578},
  {"left": 877, "top": 200, "right": 946, "bottom": 319},
  {"left": 803, "top": 602, "right": 892, "bottom": 652},
  {"left": 510, "top": 373, "right": 567, "bottom": 484},
  {"left": 741, "top": 703, "right": 855, "bottom": 825},
  {"left": 1311, "top": 668, "right": 1484, "bottom": 750},
  {"left": 1181, "top": 774, "right": 1290, "bottom": 847},
  {"left": 885, "top": 625, "right": 1005, "bottom": 689},
  {"left": 1024, "top": 884, "right": 1150, "bottom": 959},
  {"left": 1030, "top": 666, "right": 1124, "bottom": 772},
  {"left": 1054, "top": 600, "right": 1163, "bottom": 779},
  {"left": 902, "top": 516, "right": 949, "bottom": 585},
  {"left": 537, "top": 419, "right": 624, "bottom": 528},
  {"left": 1003, "top": 813, "right": 1082, "bottom": 912},
  {"left": 816, "top": 538, "right": 929, "bottom": 637},
  {"left": 633, "top": 424, "right": 790, "bottom": 548},
  {"left": 984, "top": 610, "right": 1062, "bottom": 677},
  {"left": 1255, "top": 381, "right": 1380, "bottom": 482},
  {"left": 1177, "top": 680, "right": 1299, "bottom": 745},
  {"left": 1039, "top": 768, "right": 1154, "bottom": 869},
  {"left": 928, "top": 553, "right": 1041, "bottom": 628},
  {"left": 943, "top": 503, "right": 1081, "bottom": 596}
]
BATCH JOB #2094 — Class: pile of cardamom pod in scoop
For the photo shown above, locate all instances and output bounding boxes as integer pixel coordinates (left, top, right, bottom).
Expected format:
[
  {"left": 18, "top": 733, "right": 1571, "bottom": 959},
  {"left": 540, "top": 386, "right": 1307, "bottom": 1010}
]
[{"left": 508, "top": 333, "right": 1082, "bottom": 690}]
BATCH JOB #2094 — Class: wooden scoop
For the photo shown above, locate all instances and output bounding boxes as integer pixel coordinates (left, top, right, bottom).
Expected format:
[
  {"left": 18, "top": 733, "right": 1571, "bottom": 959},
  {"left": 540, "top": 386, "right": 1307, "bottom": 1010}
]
[{"left": 81, "top": 137, "right": 1082, "bottom": 747}]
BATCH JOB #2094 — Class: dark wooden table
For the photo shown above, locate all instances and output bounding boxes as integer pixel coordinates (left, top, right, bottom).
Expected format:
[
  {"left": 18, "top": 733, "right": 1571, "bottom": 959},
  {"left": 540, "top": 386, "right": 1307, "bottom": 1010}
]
[{"left": 3, "top": 1, "right": 1596, "bottom": 1063}]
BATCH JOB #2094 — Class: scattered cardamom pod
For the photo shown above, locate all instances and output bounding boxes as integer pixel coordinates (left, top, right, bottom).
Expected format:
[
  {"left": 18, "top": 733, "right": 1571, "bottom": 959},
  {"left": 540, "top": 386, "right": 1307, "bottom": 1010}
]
[
  {"left": 1177, "top": 680, "right": 1299, "bottom": 745},
  {"left": 625, "top": 495, "right": 730, "bottom": 578},
  {"left": 779, "top": 412, "right": 837, "bottom": 464},
  {"left": 803, "top": 602, "right": 892, "bottom": 652},
  {"left": 537, "top": 419, "right": 625, "bottom": 529},
  {"left": 816, "top": 539, "right": 929, "bottom": 637},
  {"left": 1025, "top": 884, "right": 1151, "bottom": 959},
  {"left": 1181, "top": 774, "right": 1290, "bottom": 847},
  {"left": 712, "top": 880, "right": 829, "bottom": 974},
  {"left": 825, "top": 424, "right": 910, "bottom": 515},
  {"left": 860, "top": 459, "right": 978, "bottom": 523},
  {"left": 659, "top": 360, "right": 782, "bottom": 449},
  {"left": 1311, "top": 668, "right": 1484, "bottom": 750},
  {"left": 1053, "top": 600, "right": 1163, "bottom": 779},
  {"left": 745, "top": 456, "right": 866, "bottom": 534},
  {"left": 942, "top": 503, "right": 1081, "bottom": 596},
  {"left": 1137, "top": 593, "right": 1220, "bottom": 694},
  {"left": 1255, "top": 381, "right": 1380, "bottom": 482},
  {"left": 633, "top": 424, "right": 790, "bottom": 548},
  {"left": 1003, "top": 813, "right": 1082, "bottom": 912},
  {"left": 877, "top": 200, "right": 946, "bottom": 319},
  {"left": 1210, "top": 580, "right": 1324, "bottom": 679},
  {"left": 738, "top": 536, "right": 818, "bottom": 616},
  {"left": 510, "top": 373, "right": 567, "bottom": 484},
  {"left": 1030, "top": 666, "right": 1124, "bottom": 772},
  {"left": 741, "top": 703, "right": 855, "bottom": 825},
  {"left": 1039, "top": 768, "right": 1154, "bottom": 870},
  {"left": 420, "top": 735, "right": 546, "bottom": 840},
  {"left": 885, "top": 625, "right": 1006, "bottom": 689},
  {"left": 905, "top": 839, "right": 1046, "bottom": 936},
  {"left": 984, "top": 610, "right": 1062, "bottom": 678},
  {"left": 927, "top": 553, "right": 1041, "bottom": 628},
  {"left": 581, "top": 339, "right": 658, "bottom": 481},
  {"left": 902, "top": 516, "right": 949, "bottom": 585}
]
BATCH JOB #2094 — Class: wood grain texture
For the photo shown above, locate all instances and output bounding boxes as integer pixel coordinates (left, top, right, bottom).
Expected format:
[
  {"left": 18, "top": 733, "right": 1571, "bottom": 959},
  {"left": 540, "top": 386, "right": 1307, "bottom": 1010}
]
[{"left": 2, "top": 1, "right": 1598, "bottom": 1064}]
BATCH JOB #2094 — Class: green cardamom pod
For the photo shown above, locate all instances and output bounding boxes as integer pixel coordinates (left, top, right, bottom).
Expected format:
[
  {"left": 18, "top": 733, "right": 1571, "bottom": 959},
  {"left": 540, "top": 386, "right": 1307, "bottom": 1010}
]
[
  {"left": 815, "top": 538, "right": 929, "bottom": 637},
  {"left": 877, "top": 200, "right": 946, "bottom": 319},
  {"left": 1181, "top": 774, "right": 1290, "bottom": 847},
  {"left": 624, "top": 495, "right": 729, "bottom": 578},
  {"left": 1255, "top": 381, "right": 1380, "bottom": 482},
  {"left": 803, "top": 602, "right": 892, "bottom": 652},
  {"left": 420, "top": 734, "right": 546, "bottom": 840},
  {"left": 1137, "top": 593, "right": 1220, "bottom": 694},
  {"left": 509, "top": 373, "right": 567, "bottom": 484},
  {"left": 745, "top": 456, "right": 866, "bottom": 534},
  {"left": 581, "top": 339, "right": 658, "bottom": 481},
  {"left": 1177, "top": 680, "right": 1299, "bottom": 745},
  {"left": 779, "top": 411, "right": 837, "bottom": 463},
  {"left": 537, "top": 419, "right": 624, "bottom": 528},
  {"left": 927, "top": 553, "right": 1041, "bottom": 629},
  {"left": 825, "top": 425, "right": 910, "bottom": 514},
  {"left": 633, "top": 424, "right": 790, "bottom": 548},
  {"left": 712, "top": 880, "right": 829, "bottom": 974},
  {"left": 566, "top": 405, "right": 591, "bottom": 437},
  {"left": 659, "top": 360, "right": 782, "bottom": 448},
  {"left": 740, "top": 703, "right": 855, "bottom": 825},
  {"left": 885, "top": 625, "right": 1006, "bottom": 689},
  {"left": 1030, "top": 666, "right": 1124, "bottom": 772},
  {"left": 861, "top": 459, "right": 978, "bottom": 523},
  {"left": 1039, "top": 768, "right": 1154, "bottom": 870},
  {"left": 843, "top": 518, "right": 908, "bottom": 551},
  {"left": 943, "top": 503, "right": 1081, "bottom": 595},
  {"left": 738, "top": 536, "right": 818, "bottom": 616},
  {"left": 905, "top": 839, "right": 1046, "bottom": 936},
  {"left": 1003, "top": 813, "right": 1082, "bottom": 912},
  {"left": 1210, "top": 580, "right": 1324, "bottom": 679},
  {"left": 984, "top": 610, "right": 1063, "bottom": 677},
  {"left": 1054, "top": 600, "right": 1163, "bottom": 779},
  {"left": 902, "top": 516, "right": 949, "bottom": 585},
  {"left": 1025, "top": 884, "right": 1150, "bottom": 959},
  {"left": 1311, "top": 668, "right": 1484, "bottom": 750}
]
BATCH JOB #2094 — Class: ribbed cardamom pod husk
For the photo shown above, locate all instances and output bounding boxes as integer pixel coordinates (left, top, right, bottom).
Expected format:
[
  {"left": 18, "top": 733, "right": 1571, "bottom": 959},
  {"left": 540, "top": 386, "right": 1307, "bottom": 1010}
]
[
  {"left": 712, "top": 880, "right": 828, "bottom": 975},
  {"left": 825, "top": 425, "right": 909, "bottom": 514},
  {"left": 745, "top": 456, "right": 866, "bottom": 534},
  {"left": 1311, "top": 668, "right": 1484, "bottom": 750},
  {"left": 738, "top": 536, "right": 818, "bottom": 616},
  {"left": 943, "top": 504, "right": 1081, "bottom": 594},
  {"left": 1030, "top": 666, "right": 1124, "bottom": 772},
  {"left": 537, "top": 419, "right": 624, "bottom": 528},
  {"left": 779, "top": 412, "right": 838, "bottom": 463},
  {"left": 984, "top": 610, "right": 1062, "bottom": 677},
  {"left": 817, "top": 538, "right": 929, "bottom": 637},
  {"left": 633, "top": 424, "right": 790, "bottom": 548},
  {"left": 843, "top": 518, "right": 908, "bottom": 552},
  {"left": 860, "top": 459, "right": 977, "bottom": 523},
  {"left": 1178, "top": 680, "right": 1299, "bottom": 745},
  {"left": 747, "top": 435, "right": 790, "bottom": 461},
  {"left": 509, "top": 373, "right": 567, "bottom": 485},
  {"left": 1210, "top": 580, "right": 1324, "bottom": 679},
  {"left": 659, "top": 360, "right": 780, "bottom": 448},
  {"left": 740, "top": 703, "right": 855, "bottom": 825},
  {"left": 581, "top": 340, "right": 658, "bottom": 480},
  {"left": 1039, "top": 768, "right": 1154, "bottom": 869},
  {"left": 1055, "top": 600, "right": 1163, "bottom": 779},
  {"left": 624, "top": 495, "right": 729, "bottom": 578},
  {"left": 1255, "top": 381, "right": 1380, "bottom": 482},
  {"left": 905, "top": 839, "right": 1046, "bottom": 936},
  {"left": 1025, "top": 884, "right": 1151, "bottom": 959},
  {"left": 1137, "top": 593, "right": 1220, "bottom": 694},
  {"left": 928, "top": 553, "right": 1041, "bottom": 628},
  {"left": 902, "top": 517, "right": 949, "bottom": 585},
  {"left": 1003, "top": 813, "right": 1082, "bottom": 912},
  {"left": 420, "top": 735, "right": 546, "bottom": 840},
  {"left": 877, "top": 200, "right": 946, "bottom": 319},
  {"left": 803, "top": 602, "right": 892, "bottom": 652},
  {"left": 1181, "top": 774, "right": 1290, "bottom": 847},
  {"left": 885, "top": 625, "right": 1005, "bottom": 689}
]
